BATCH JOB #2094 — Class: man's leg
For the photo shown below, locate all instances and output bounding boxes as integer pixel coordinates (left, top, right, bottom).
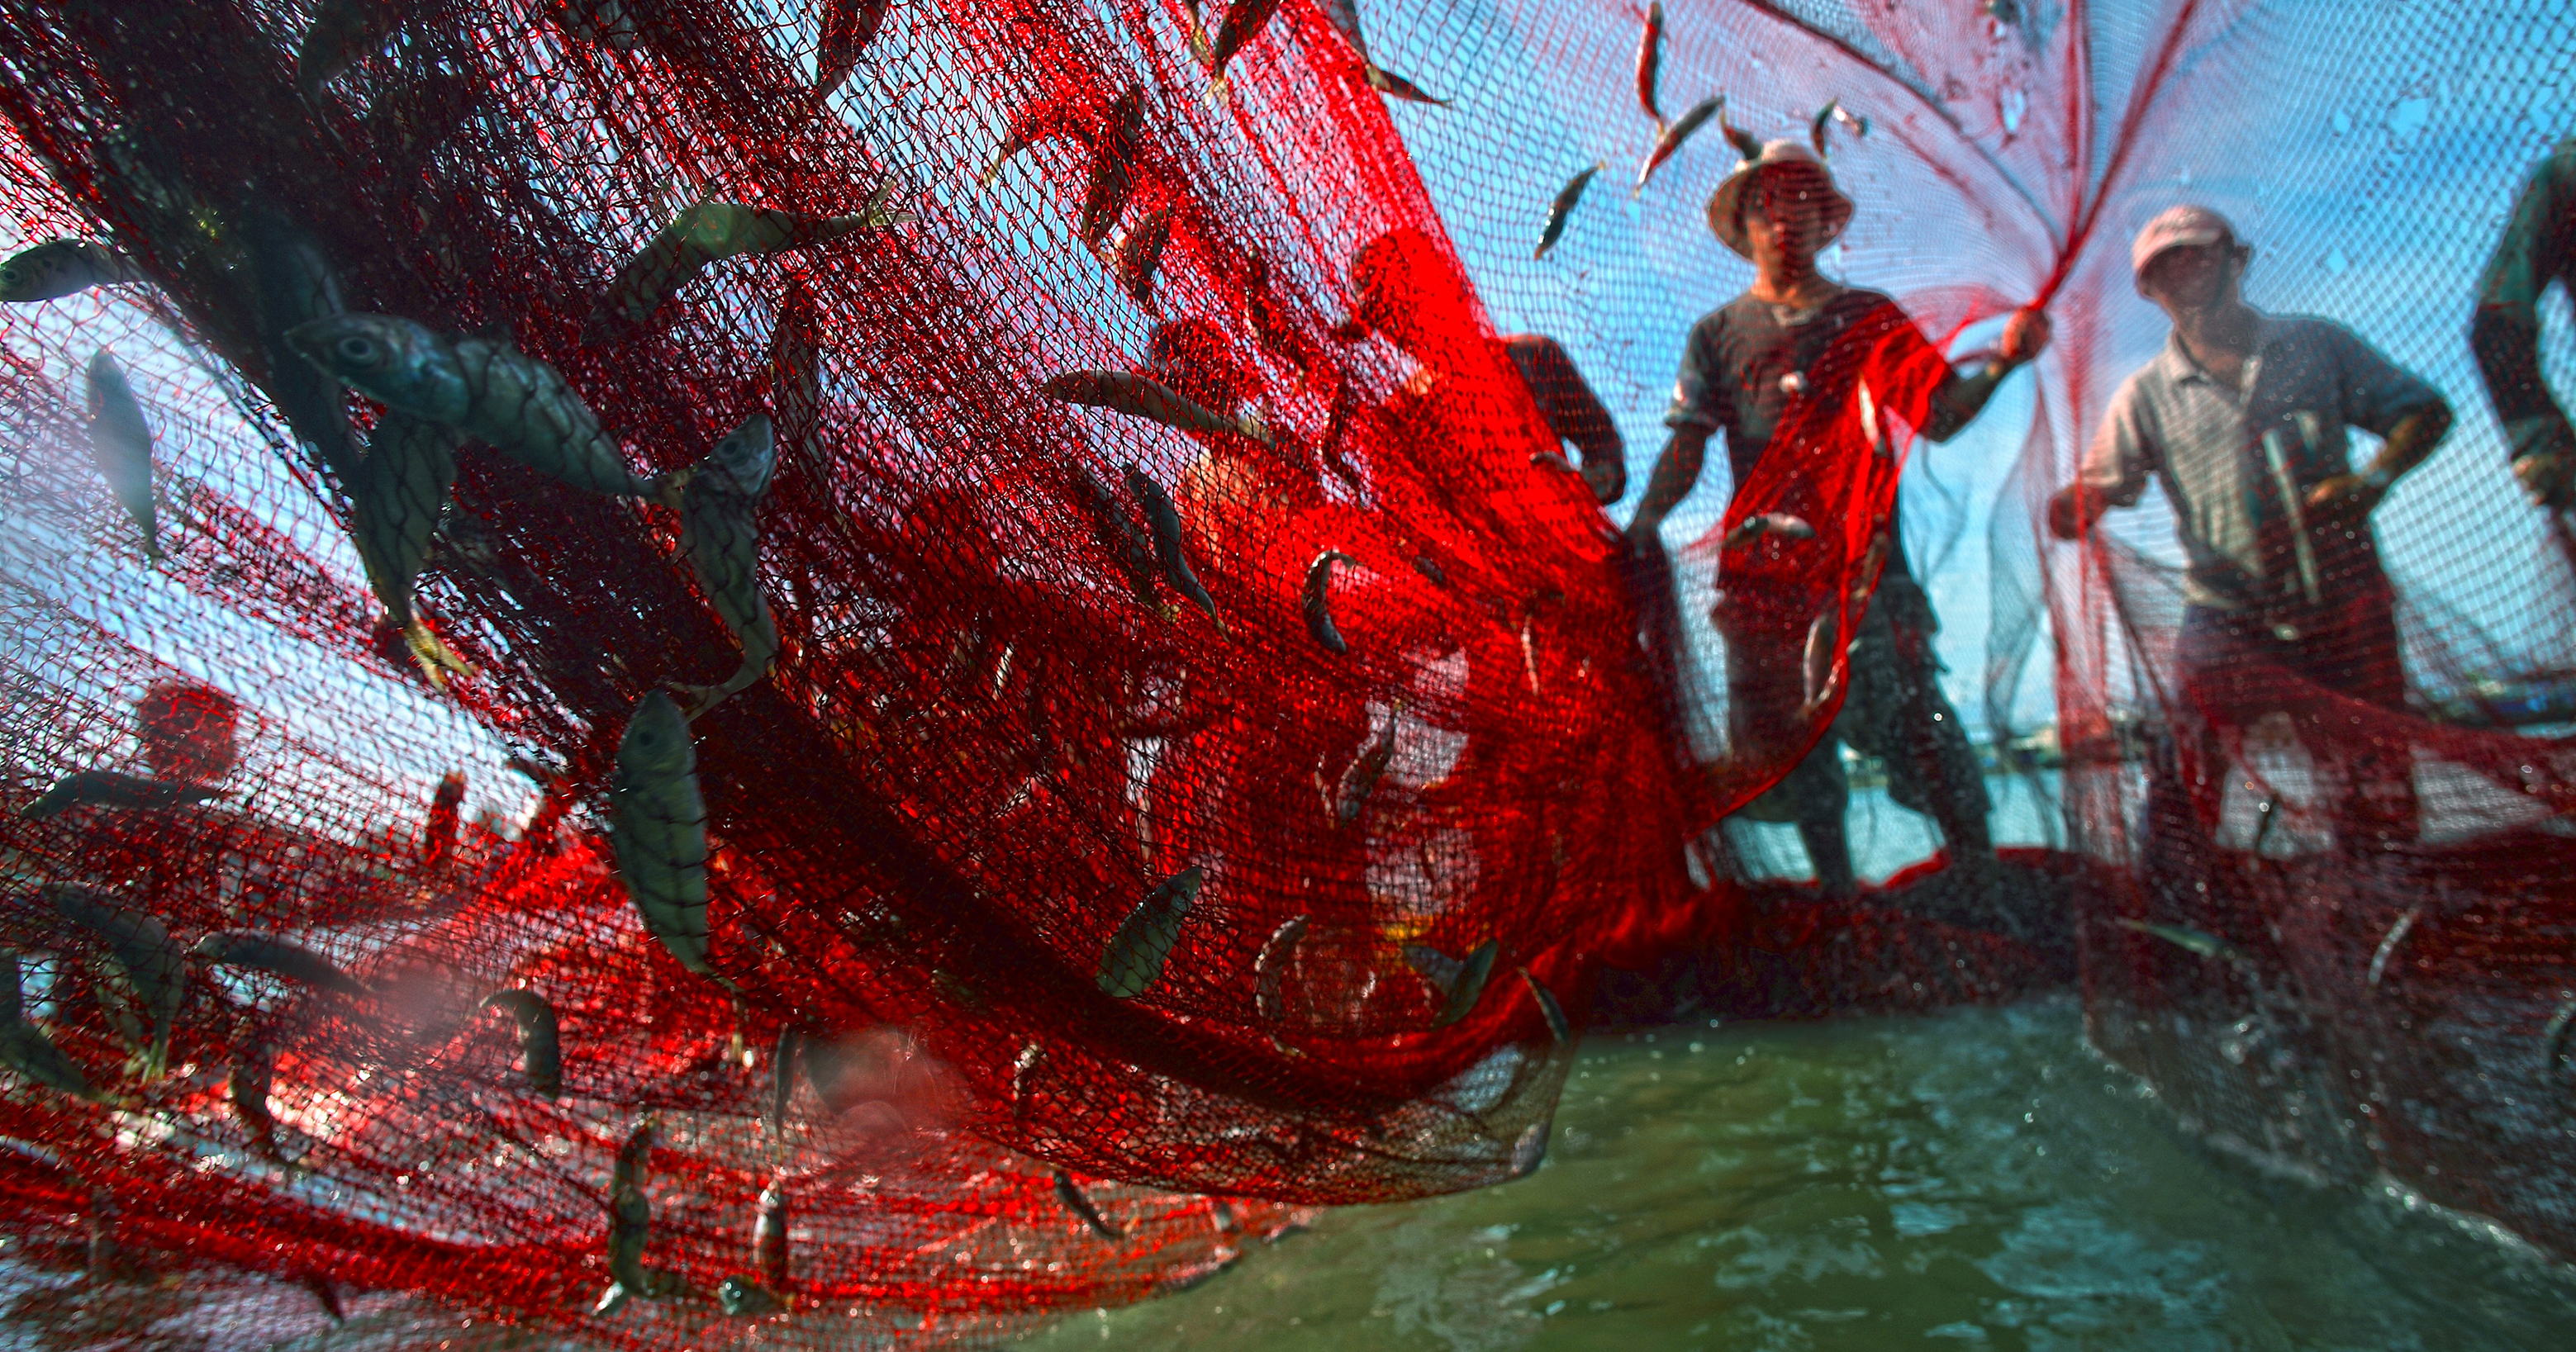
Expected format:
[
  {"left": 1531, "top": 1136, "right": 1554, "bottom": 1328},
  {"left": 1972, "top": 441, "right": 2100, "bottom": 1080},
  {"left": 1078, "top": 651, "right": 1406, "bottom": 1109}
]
[
  {"left": 2304, "top": 597, "right": 2418, "bottom": 848},
  {"left": 1846, "top": 579, "right": 1996, "bottom": 869},
  {"left": 1781, "top": 736, "right": 1857, "bottom": 898}
]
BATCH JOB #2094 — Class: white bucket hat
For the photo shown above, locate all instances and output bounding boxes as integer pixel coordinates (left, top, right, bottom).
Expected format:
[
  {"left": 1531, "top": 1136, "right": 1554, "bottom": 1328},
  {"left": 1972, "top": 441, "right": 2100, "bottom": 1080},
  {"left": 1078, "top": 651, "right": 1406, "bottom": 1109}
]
[{"left": 1706, "top": 140, "right": 1854, "bottom": 258}]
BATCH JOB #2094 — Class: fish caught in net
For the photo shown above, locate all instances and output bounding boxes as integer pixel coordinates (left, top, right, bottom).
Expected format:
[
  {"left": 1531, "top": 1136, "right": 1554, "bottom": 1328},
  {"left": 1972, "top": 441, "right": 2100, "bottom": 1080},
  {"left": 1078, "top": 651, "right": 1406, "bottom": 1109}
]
[{"left": 1, "top": 1, "right": 2571, "bottom": 1346}]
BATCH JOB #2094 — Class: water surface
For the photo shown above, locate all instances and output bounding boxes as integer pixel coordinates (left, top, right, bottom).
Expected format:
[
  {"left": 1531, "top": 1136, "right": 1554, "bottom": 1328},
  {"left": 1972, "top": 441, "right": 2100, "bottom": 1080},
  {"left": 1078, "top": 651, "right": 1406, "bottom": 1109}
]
[{"left": 1015, "top": 999, "right": 2576, "bottom": 1351}]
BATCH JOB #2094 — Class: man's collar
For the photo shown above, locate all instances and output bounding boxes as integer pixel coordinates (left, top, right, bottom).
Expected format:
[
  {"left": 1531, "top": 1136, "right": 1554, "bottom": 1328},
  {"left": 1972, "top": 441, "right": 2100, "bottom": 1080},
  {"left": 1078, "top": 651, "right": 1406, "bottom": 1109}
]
[{"left": 2157, "top": 306, "right": 2272, "bottom": 385}]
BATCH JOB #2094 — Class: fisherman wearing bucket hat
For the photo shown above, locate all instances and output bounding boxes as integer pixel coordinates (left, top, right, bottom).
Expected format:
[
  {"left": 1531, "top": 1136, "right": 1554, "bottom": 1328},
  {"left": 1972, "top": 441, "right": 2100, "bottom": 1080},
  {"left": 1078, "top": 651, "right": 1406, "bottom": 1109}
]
[
  {"left": 2050, "top": 204, "right": 2452, "bottom": 847},
  {"left": 1631, "top": 138, "right": 2051, "bottom": 904}
]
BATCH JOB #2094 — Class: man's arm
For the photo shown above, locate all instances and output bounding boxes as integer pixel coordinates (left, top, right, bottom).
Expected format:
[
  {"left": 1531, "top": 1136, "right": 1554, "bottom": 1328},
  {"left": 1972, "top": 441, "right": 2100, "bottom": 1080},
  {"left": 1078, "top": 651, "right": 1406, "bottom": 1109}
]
[
  {"left": 1628, "top": 426, "right": 1706, "bottom": 543},
  {"left": 1503, "top": 334, "right": 1628, "bottom": 503},
  {"left": 2048, "top": 387, "right": 2154, "bottom": 540},
  {"left": 2469, "top": 143, "right": 2576, "bottom": 510},
  {"left": 1922, "top": 308, "right": 2052, "bottom": 442},
  {"left": 2303, "top": 402, "right": 2453, "bottom": 513}
]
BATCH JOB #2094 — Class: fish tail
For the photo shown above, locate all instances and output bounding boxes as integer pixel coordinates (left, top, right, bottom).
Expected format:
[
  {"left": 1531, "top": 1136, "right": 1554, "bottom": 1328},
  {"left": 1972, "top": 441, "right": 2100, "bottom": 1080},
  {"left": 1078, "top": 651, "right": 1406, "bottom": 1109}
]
[{"left": 406, "top": 620, "right": 473, "bottom": 690}]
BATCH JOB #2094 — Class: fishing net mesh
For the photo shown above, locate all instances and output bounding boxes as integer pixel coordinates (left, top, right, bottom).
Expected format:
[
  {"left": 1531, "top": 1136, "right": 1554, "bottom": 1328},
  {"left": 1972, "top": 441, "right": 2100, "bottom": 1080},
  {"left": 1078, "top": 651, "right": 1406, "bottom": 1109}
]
[{"left": 0, "top": 0, "right": 2569, "bottom": 1345}]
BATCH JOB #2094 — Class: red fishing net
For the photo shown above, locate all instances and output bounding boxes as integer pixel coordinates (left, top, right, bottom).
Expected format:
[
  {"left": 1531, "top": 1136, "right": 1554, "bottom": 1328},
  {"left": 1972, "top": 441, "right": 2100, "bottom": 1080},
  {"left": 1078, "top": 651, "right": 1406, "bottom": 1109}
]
[{"left": 0, "top": 0, "right": 2570, "bottom": 1345}]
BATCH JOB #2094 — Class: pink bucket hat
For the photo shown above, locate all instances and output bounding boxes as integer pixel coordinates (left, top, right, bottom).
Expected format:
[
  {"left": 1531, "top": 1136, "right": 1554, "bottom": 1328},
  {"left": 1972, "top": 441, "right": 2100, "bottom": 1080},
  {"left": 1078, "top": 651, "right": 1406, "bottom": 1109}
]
[{"left": 2131, "top": 204, "right": 2239, "bottom": 280}]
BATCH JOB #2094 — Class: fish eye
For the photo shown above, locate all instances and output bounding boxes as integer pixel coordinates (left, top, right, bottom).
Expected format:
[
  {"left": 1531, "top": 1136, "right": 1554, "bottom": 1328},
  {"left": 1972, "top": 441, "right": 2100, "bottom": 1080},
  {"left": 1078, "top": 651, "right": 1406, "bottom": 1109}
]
[{"left": 335, "top": 335, "right": 378, "bottom": 363}]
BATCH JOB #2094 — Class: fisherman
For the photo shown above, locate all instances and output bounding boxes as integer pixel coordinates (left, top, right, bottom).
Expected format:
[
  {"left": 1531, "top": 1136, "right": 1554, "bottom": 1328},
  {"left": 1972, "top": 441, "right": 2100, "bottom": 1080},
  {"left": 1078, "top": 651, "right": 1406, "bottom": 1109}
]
[
  {"left": 2469, "top": 137, "right": 2576, "bottom": 517},
  {"left": 1628, "top": 140, "right": 2049, "bottom": 899},
  {"left": 1344, "top": 226, "right": 1628, "bottom": 510},
  {"left": 1159, "top": 315, "right": 1319, "bottom": 564},
  {"left": 2048, "top": 205, "right": 2452, "bottom": 851}
]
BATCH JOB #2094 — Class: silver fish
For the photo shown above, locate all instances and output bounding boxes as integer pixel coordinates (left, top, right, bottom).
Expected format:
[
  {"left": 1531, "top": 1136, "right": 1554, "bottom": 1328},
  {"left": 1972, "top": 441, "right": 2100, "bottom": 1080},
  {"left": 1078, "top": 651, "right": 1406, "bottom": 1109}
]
[
  {"left": 244, "top": 208, "right": 357, "bottom": 477},
  {"left": 2, "top": 239, "right": 145, "bottom": 303},
  {"left": 552, "top": 0, "right": 642, "bottom": 52},
  {"left": 349, "top": 411, "right": 469, "bottom": 686},
  {"left": 1253, "top": 913, "right": 1308, "bottom": 1022},
  {"left": 615, "top": 1115, "right": 657, "bottom": 1195},
  {"left": 1302, "top": 550, "right": 1357, "bottom": 654},
  {"left": 1116, "top": 206, "right": 1175, "bottom": 309},
  {"left": 1046, "top": 370, "right": 1268, "bottom": 444},
  {"left": 600, "top": 1182, "right": 651, "bottom": 1312},
  {"left": 1799, "top": 605, "right": 1842, "bottom": 715},
  {"left": 1204, "top": 0, "right": 1286, "bottom": 78},
  {"left": 1079, "top": 88, "right": 1146, "bottom": 246},
  {"left": 1074, "top": 466, "right": 1162, "bottom": 610},
  {"left": 1636, "top": 94, "right": 1722, "bottom": 192},
  {"left": 1811, "top": 99, "right": 1869, "bottom": 158},
  {"left": 193, "top": 932, "right": 367, "bottom": 998},
  {"left": 2545, "top": 999, "right": 2576, "bottom": 1077},
  {"left": 1509, "top": 1116, "right": 1551, "bottom": 1177},
  {"left": 288, "top": 315, "right": 665, "bottom": 499},
  {"left": 1405, "top": 937, "right": 1497, "bottom": 1027},
  {"left": 1319, "top": 0, "right": 1369, "bottom": 62},
  {"left": 2116, "top": 918, "right": 2247, "bottom": 966},
  {"left": 770, "top": 278, "right": 825, "bottom": 482},
  {"left": 424, "top": 770, "right": 465, "bottom": 870},
  {"left": 1535, "top": 165, "right": 1599, "bottom": 259},
  {"left": 2, "top": 1019, "right": 95, "bottom": 1099},
  {"left": 1519, "top": 967, "right": 1570, "bottom": 1047},
  {"left": 84, "top": 350, "right": 161, "bottom": 562},
  {"left": 677, "top": 414, "right": 782, "bottom": 718},
  {"left": 2367, "top": 905, "right": 2421, "bottom": 989},
  {"left": 230, "top": 1037, "right": 282, "bottom": 1160},
  {"left": 1721, "top": 105, "right": 1765, "bottom": 163},
  {"left": 767, "top": 1027, "right": 799, "bottom": 1137},
  {"left": 1363, "top": 66, "right": 1448, "bottom": 106},
  {"left": 22, "top": 769, "right": 221, "bottom": 819},
  {"left": 1010, "top": 1041, "right": 1044, "bottom": 1113},
  {"left": 719, "top": 1274, "right": 782, "bottom": 1316},
  {"left": 479, "top": 989, "right": 562, "bottom": 1098},
  {"left": 981, "top": 100, "right": 1091, "bottom": 187},
  {"left": 1636, "top": 2, "right": 1666, "bottom": 126},
  {"left": 586, "top": 199, "right": 909, "bottom": 342},
  {"left": 1096, "top": 865, "right": 1203, "bottom": 999},
  {"left": 1319, "top": 0, "right": 1444, "bottom": 102},
  {"left": 1053, "top": 1169, "right": 1122, "bottom": 1240},
  {"left": 1720, "top": 511, "right": 1815, "bottom": 549},
  {"left": 611, "top": 691, "right": 712, "bottom": 975},
  {"left": 2, "top": 953, "right": 95, "bottom": 1101},
  {"left": 1333, "top": 704, "right": 1399, "bottom": 827},
  {"left": 815, "top": 0, "right": 894, "bottom": 102},
  {"left": 48, "top": 885, "right": 181, "bottom": 1077},
  {"left": 297, "top": 0, "right": 413, "bottom": 96},
  {"left": 1124, "top": 464, "right": 1221, "bottom": 627},
  {"left": 754, "top": 1174, "right": 788, "bottom": 1290}
]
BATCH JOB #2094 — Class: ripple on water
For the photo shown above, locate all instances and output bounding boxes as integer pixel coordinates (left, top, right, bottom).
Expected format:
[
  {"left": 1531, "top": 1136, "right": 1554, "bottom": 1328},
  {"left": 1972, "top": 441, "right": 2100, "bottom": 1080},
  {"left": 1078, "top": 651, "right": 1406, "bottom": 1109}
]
[{"left": 1013, "top": 997, "right": 2576, "bottom": 1352}]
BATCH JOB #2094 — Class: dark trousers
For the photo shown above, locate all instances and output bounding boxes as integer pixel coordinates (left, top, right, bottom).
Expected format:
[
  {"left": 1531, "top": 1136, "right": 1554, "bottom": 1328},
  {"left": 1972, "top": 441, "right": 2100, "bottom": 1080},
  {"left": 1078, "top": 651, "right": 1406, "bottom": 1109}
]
[
  {"left": 1732, "top": 575, "right": 1993, "bottom": 896},
  {"left": 2167, "top": 595, "right": 2417, "bottom": 850}
]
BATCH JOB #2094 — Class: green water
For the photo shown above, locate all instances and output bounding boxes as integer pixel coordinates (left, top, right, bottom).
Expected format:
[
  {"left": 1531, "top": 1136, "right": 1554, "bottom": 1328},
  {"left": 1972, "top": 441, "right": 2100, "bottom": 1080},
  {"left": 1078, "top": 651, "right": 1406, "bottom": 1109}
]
[{"left": 1016, "top": 999, "right": 2576, "bottom": 1352}]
